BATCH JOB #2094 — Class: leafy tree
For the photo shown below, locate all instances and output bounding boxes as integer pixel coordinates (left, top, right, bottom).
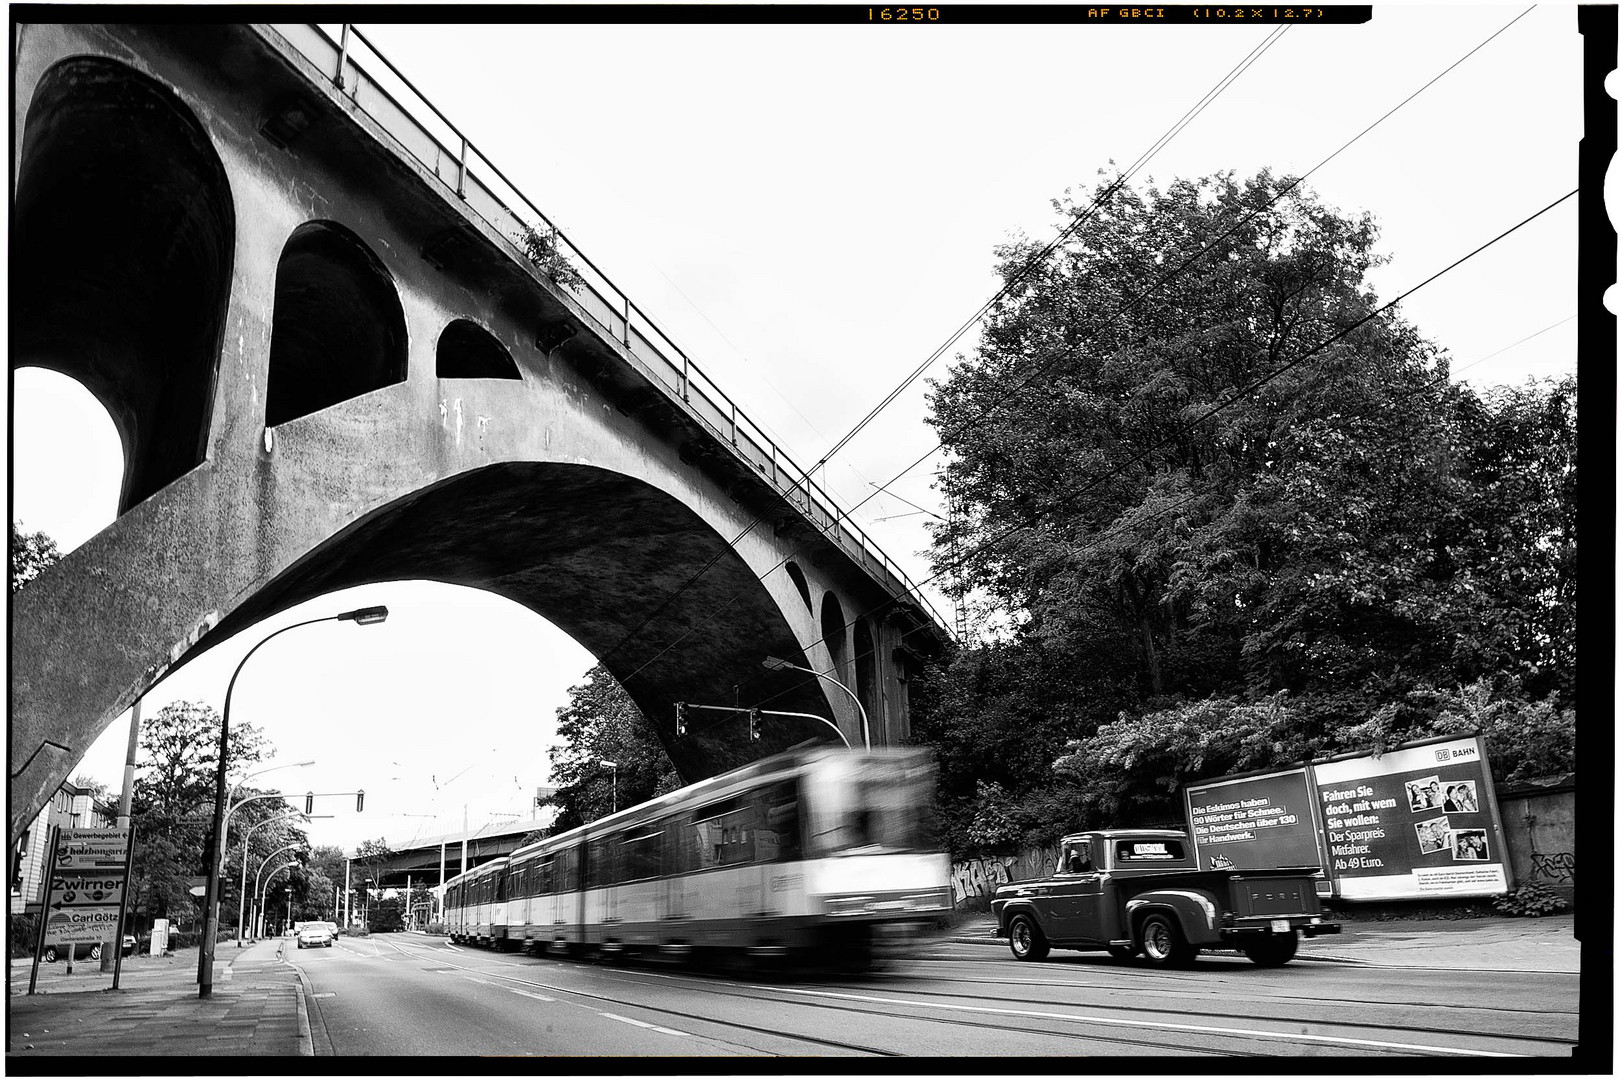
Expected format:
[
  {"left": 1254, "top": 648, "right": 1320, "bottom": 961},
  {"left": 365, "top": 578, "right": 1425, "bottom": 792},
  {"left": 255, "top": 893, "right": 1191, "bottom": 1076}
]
[
  {"left": 11, "top": 522, "right": 60, "bottom": 591},
  {"left": 369, "top": 895, "right": 405, "bottom": 934},
  {"left": 546, "top": 666, "right": 679, "bottom": 834},
  {"left": 127, "top": 701, "right": 271, "bottom": 923},
  {"left": 916, "top": 170, "right": 1577, "bottom": 849}
]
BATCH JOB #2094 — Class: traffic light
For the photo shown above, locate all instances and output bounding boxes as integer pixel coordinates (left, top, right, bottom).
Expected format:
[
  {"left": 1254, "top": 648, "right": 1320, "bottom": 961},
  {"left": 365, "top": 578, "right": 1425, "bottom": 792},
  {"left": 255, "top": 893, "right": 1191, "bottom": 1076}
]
[
  {"left": 305, "top": 792, "right": 315, "bottom": 814},
  {"left": 356, "top": 790, "right": 365, "bottom": 813},
  {"left": 675, "top": 702, "right": 687, "bottom": 737},
  {"left": 748, "top": 708, "right": 761, "bottom": 741}
]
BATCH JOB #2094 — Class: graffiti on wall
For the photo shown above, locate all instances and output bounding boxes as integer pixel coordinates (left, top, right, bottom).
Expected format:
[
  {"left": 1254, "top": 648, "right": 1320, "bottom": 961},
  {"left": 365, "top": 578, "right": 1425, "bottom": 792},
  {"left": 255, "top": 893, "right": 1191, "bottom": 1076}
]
[
  {"left": 1529, "top": 852, "right": 1575, "bottom": 883},
  {"left": 950, "top": 845, "right": 1061, "bottom": 906}
]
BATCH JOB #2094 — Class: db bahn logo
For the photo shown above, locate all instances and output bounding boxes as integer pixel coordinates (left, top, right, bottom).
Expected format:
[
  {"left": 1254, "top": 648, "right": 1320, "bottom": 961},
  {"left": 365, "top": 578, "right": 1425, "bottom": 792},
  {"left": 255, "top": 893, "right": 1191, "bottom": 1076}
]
[{"left": 1435, "top": 749, "right": 1451, "bottom": 762}]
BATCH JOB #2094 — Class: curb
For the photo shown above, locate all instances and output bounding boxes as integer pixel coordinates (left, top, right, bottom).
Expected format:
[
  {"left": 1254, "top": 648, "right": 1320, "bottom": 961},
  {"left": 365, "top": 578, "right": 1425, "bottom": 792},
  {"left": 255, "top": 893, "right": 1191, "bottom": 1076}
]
[{"left": 291, "top": 970, "right": 314, "bottom": 1057}]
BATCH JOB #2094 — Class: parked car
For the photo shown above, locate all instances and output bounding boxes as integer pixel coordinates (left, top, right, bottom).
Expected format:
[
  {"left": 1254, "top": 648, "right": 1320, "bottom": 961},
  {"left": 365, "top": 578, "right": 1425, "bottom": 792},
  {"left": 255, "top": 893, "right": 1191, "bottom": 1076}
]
[
  {"left": 295, "top": 922, "right": 333, "bottom": 949},
  {"left": 41, "top": 935, "right": 136, "bottom": 963},
  {"left": 992, "top": 829, "right": 1340, "bottom": 967}
]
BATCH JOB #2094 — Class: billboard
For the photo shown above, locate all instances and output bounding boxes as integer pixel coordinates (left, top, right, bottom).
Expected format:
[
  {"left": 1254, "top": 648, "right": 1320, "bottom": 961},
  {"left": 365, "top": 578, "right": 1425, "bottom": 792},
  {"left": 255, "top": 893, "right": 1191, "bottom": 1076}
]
[
  {"left": 1184, "top": 767, "right": 1328, "bottom": 872},
  {"left": 1311, "top": 734, "right": 1509, "bottom": 900},
  {"left": 1180, "top": 734, "right": 1511, "bottom": 901}
]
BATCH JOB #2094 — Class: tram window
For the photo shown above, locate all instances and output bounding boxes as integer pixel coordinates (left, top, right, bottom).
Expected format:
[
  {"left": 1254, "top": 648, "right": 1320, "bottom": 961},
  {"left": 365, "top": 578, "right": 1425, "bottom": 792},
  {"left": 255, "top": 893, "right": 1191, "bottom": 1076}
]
[
  {"left": 756, "top": 782, "right": 801, "bottom": 863},
  {"left": 619, "top": 832, "right": 661, "bottom": 881},
  {"left": 694, "top": 805, "right": 755, "bottom": 869}
]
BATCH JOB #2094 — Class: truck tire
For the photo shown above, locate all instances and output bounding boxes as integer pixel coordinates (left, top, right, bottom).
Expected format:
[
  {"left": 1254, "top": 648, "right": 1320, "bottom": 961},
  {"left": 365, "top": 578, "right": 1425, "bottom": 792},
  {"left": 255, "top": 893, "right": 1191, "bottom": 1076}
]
[
  {"left": 1139, "top": 913, "right": 1198, "bottom": 968},
  {"left": 1242, "top": 931, "right": 1298, "bottom": 967},
  {"left": 43, "top": 945, "right": 57, "bottom": 963},
  {"left": 1007, "top": 914, "right": 1050, "bottom": 962}
]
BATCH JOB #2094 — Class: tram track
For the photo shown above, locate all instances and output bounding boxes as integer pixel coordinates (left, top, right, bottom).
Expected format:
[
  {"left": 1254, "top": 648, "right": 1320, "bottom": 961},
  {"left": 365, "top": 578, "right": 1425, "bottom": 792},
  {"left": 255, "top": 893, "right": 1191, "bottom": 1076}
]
[{"left": 359, "top": 935, "right": 1562, "bottom": 1057}]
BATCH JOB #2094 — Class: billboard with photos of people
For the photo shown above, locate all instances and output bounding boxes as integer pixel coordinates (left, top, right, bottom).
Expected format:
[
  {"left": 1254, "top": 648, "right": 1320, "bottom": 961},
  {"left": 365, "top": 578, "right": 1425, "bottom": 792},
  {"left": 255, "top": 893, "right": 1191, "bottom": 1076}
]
[{"left": 1181, "top": 734, "right": 1511, "bottom": 901}]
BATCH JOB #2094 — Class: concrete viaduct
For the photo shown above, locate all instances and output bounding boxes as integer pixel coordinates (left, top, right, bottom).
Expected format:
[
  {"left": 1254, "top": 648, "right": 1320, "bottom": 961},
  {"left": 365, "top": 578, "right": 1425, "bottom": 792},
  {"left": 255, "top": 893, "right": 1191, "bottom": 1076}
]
[{"left": 9, "top": 22, "right": 948, "bottom": 842}]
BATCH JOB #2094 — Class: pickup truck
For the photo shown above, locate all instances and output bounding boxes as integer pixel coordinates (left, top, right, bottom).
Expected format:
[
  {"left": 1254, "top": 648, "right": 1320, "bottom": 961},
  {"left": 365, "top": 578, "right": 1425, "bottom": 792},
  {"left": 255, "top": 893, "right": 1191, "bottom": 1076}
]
[{"left": 990, "top": 829, "right": 1339, "bottom": 967}]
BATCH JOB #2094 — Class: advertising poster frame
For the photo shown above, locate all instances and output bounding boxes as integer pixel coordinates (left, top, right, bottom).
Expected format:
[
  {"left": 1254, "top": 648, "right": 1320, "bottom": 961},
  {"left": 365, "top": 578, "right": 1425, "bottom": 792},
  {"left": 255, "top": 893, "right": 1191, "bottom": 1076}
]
[
  {"left": 1183, "top": 765, "right": 1331, "bottom": 874},
  {"left": 1180, "top": 732, "right": 1512, "bottom": 902},
  {"left": 1310, "top": 732, "right": 1512, "bottom": 902}
]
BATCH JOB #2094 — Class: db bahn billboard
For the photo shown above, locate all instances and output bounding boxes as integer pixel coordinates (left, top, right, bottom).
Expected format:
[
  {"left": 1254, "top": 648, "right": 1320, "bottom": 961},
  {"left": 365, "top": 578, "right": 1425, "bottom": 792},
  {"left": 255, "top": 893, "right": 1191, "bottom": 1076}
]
[{"left": 1184, "top": 734, "right": 1512, "bottom": 901}]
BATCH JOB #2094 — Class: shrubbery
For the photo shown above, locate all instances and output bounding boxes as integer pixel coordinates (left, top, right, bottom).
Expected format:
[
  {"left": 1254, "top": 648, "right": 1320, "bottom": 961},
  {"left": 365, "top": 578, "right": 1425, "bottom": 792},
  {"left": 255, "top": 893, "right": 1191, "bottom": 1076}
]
[{"left": 1492, "top": 881, "right": 1570, "bottom": 917}]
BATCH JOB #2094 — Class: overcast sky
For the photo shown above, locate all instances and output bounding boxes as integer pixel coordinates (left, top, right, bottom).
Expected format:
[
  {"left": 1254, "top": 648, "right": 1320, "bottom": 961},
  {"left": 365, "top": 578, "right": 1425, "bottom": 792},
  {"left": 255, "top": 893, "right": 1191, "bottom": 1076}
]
[{"left": 11, "top": 4, "right": 1586, "bottom": 855}]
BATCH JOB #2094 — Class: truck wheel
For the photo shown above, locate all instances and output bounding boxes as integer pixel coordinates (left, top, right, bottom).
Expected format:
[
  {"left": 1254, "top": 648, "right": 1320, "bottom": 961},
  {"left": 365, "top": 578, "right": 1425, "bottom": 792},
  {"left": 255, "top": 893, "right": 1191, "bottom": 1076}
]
[
  {"left": 43, "top": 946, "right": 57, "bottom": 963},
  {"left": 1106, "top": 945, "right": 1136, "bottom": 962},
  {"left": 1139, "top": 913, "right": 1197, "bottom": 968},
  {"left": 1242, "top": 931, "right": 1298, "bottom": 967},
  {"left": 89, "top": 944, "right": 102, "bottom": 961},
  {"left": 1007, "top": 914, "right": 1050, "bottom": 962}
]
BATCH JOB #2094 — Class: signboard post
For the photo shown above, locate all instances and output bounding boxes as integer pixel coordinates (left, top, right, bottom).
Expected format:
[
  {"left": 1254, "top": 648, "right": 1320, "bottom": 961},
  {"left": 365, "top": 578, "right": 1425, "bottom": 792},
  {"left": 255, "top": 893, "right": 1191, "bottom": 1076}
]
[{"left": 35, "top": 826, "right": 132, "bottom": 986}]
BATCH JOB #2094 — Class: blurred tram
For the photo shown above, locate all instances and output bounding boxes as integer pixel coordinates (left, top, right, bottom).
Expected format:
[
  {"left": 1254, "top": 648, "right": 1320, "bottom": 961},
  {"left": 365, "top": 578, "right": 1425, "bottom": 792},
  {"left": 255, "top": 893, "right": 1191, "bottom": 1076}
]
[{"left": 442, "top": 747, "right": 950, "bottom": 966}]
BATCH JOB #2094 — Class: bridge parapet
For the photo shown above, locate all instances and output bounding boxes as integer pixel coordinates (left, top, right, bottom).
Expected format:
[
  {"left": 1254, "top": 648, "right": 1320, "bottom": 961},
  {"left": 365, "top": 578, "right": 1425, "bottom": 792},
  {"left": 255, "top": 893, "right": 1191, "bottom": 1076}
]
[{"left": 264, "top": 23, "right": 949, "bottom": 637}]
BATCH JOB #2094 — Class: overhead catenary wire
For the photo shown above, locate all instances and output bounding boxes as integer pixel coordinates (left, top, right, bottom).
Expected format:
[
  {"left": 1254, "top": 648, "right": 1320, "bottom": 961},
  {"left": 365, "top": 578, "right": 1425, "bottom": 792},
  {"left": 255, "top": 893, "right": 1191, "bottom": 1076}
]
[
  {"left": 596, "top": 25, "right": 1299, "bottom": 681},
  {"left": 609, "top": 6, "right": 1539, "bottom": 693},
  {"left": 734, "top": 187, "right": 1578, "bottom": 717}
]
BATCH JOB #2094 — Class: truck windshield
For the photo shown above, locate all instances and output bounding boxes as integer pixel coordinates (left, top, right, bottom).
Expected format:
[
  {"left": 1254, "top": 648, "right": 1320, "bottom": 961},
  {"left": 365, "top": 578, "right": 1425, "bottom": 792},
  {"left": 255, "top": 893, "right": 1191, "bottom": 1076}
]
[{"left": 803, "top": 752, "right": 938, "bottom": 857}]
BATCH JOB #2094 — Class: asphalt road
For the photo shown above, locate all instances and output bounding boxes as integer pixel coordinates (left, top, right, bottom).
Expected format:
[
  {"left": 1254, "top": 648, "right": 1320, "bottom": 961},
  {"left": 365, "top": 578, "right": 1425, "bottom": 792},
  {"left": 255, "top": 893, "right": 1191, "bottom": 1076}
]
[{"left": 294, "top": 933, "right": 1579, "bottom": 1059}]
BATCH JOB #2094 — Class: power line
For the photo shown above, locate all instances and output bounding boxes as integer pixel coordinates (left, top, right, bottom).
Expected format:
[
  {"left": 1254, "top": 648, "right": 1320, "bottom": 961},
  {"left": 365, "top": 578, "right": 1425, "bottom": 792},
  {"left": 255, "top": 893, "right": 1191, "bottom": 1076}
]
[
  {"left": 1452, "top": 314, "right": 1576, "bottom": 378},
  {"left": 735, "top": 187, "right": 1578, "bottom": 715},
  {"left": 596, "top": 26, "right": 1297, "bottom": 679}
]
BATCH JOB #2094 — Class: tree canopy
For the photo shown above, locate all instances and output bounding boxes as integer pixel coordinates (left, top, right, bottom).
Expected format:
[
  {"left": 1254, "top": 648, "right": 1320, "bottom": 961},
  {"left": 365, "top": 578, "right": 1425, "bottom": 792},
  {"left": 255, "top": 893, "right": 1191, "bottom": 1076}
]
[
  {"left": 545, "top": 666, "right": 680, "bottom": 834},
  {"left": 11, "top": 522, "right": 60, "bottom": 591},
  {"left": 915, "top": 170, "right": 1577, "bottom": 852}
]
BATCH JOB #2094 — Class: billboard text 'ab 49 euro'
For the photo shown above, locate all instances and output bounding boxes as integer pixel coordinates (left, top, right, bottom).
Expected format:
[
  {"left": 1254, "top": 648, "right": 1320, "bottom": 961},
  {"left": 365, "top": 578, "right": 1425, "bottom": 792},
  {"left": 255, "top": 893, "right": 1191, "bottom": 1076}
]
[{"left": 1183, "top": 734, "right": 1511, "bottom": 902}]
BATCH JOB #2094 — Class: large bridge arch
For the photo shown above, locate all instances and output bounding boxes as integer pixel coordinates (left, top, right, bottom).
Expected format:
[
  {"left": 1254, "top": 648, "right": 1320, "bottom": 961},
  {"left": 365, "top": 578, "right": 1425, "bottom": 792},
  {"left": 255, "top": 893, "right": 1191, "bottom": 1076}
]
[{"left": 9, "top": 23, "right": 946, "bottom": 841}]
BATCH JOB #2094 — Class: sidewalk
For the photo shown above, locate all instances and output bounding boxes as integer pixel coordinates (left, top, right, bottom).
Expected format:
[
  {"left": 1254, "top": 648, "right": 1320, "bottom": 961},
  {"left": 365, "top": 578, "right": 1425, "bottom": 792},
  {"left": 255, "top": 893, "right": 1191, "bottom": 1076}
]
[
  {"left": 6, "top": 937, "right": 312, "bottom": 1059},
  {"left": 943, "top": 913, "right": 1582, "bottom": 972}
]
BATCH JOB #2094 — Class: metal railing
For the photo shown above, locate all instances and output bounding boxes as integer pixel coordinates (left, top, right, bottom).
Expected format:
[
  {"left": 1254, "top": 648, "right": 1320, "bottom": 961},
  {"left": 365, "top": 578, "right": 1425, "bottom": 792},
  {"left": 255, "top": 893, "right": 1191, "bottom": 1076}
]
[{"left": 264, "top": 23, "right": 950, "bottom": 636}]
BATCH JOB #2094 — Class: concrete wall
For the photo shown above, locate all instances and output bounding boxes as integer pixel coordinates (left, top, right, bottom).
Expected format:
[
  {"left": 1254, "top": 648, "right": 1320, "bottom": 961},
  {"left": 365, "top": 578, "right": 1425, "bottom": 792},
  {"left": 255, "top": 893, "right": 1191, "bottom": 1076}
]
[{"left": 1497, "top": 775, "right": 1576, "bottom": 894}]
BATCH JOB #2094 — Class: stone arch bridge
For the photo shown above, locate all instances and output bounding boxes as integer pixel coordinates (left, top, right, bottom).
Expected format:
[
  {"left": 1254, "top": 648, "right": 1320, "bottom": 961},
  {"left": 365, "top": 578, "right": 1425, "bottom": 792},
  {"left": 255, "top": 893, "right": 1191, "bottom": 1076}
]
[{"left": 9, "top": 23, "right": 947, "bottom": 841}]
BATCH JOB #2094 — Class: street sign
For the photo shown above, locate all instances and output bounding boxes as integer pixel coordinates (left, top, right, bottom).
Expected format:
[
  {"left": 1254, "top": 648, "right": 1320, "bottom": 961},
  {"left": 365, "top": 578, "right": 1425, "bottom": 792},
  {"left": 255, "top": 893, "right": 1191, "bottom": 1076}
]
[
  {"left": 48, "top": 873, "right": 126, "bottom": 908},
  {"left": 44, "top": 906, "right": 121, "bottom": 945},
  {"left": 54, "top": 827, "right": 130, "bottom": 869}
]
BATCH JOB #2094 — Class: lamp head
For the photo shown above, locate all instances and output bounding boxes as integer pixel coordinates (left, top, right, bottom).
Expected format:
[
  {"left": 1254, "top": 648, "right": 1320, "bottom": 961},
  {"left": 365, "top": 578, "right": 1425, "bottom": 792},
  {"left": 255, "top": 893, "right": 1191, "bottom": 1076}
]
[
  {"left": 761, "top": 656, "right": 792, "bottom": 671},
  {"left": 598, "top": 760, "right": 617, "bottom": 770},
  {"left": 340, "top": 605, "right": 389, "bottom": 626}
]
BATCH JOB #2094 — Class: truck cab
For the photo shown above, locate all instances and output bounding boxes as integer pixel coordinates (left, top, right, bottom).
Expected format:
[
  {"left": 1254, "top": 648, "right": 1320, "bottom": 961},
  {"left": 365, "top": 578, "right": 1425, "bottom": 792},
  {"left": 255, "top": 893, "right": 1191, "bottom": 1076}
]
[{"left": 991, "top": 829, "right": 1338, "bottom": 967}]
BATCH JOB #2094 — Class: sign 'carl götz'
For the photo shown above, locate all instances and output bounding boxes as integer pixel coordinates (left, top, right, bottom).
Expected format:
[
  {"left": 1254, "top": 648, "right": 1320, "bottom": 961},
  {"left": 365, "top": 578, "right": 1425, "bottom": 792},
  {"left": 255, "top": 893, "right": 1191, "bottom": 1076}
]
[{"left": 1183, "top": 734, "right": 1510, "bottom": 902}]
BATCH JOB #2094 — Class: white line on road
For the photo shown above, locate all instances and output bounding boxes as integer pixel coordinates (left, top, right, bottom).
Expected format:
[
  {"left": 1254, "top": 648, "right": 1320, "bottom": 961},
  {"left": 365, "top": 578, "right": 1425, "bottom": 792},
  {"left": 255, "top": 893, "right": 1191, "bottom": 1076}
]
[
  {"left": 508, "top": 988, "right": 556, "bottom": 1002},
  {"left": 598, "top": 1012, "right": 692, "bottom": 1039},
  {"left": 767, "top": 986, "right": 1525, "bottom": 1057}
]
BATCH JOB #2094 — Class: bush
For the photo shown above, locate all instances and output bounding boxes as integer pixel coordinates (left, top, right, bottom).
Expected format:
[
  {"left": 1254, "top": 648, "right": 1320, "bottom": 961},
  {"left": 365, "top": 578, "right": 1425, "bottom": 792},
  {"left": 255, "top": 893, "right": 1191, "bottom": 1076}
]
[
  {"left": 425, "top": 922, "right": 445, "bottom": 936},
  {"left": 10, "top": 913, "right": 40, "bottom": 957},
  {"left": 1492, "top": 881, "right": 1570, "bottom": 917}
]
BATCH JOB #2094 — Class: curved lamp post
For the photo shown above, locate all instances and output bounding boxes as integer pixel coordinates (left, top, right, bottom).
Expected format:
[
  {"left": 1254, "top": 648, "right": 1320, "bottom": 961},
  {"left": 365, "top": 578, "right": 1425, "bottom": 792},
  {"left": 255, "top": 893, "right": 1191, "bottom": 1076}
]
[
  {"left": 761, "top": 656, "right": 870, "bottom": 750},
  {"left": 254, "top": 855, "right": 299, "bottom": 939},
  {"left": 236, "top": 811, "right": 330, "bottom": 947},
  {"left": 199, "top": 604, "right": 388, "bottom": 997}
]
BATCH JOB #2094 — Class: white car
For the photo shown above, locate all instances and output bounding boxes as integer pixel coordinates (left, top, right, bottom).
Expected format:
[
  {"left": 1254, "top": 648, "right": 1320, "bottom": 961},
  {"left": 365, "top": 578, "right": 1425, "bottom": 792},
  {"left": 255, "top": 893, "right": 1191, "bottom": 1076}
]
[{"left": 295, "top": 922, "right": 333, "bottom": 949}]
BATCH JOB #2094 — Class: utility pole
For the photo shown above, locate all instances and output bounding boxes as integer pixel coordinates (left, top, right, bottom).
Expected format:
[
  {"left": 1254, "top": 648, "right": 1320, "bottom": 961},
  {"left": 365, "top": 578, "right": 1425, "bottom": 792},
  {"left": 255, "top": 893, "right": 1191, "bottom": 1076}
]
[{"left": 101, "top": 700, "right": 141, "bottom": 973}]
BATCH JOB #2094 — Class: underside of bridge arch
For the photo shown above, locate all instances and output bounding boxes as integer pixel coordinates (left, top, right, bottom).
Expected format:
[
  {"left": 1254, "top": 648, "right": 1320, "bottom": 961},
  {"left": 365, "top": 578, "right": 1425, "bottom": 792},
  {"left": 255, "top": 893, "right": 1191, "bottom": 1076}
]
[
  {"left": 191, "top": 462, "right": 838, "bottom": 781},
  {"left": 12, "top": 56, "right": 235, "bottom": 515}
]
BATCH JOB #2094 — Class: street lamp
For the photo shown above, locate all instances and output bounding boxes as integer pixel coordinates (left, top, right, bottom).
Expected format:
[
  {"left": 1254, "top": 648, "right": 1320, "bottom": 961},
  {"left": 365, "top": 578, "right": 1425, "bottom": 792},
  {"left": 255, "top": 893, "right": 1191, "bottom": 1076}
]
[
  {"left": 597, "top": 760, "right": 618, "bottom": 814},
  {"left": 237, "top": 813, "right": 330, "bottom": 947},
  {"left": 761, "top": 656, "right": 870, "bottom": 750},
  {"left": 252, "top": 842, "right": 304, "bottom": 938},
  {"left": 199, "top": 604, "right": 388, "bottom": 998}
]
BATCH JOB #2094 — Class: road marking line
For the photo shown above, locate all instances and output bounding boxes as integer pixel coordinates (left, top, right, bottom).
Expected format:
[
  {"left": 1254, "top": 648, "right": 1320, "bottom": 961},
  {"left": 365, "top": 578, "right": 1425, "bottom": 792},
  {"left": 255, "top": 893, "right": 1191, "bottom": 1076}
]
[
  {"left": 598, "top": 1012, "right": 688, "bottom": 1038},
  {"left": 767, "top": 986, "right": 1524, "bottom": 1057},
  {"left": 508, "top": 988, "right": 555, "bottom": 1002}
]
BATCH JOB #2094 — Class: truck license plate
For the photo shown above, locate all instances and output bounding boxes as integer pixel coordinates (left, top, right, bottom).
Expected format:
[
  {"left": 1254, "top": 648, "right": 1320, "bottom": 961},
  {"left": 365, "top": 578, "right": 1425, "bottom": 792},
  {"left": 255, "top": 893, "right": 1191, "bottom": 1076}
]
[{"left": 1270, "top": 919, "right": 1290, "bottom": 933}]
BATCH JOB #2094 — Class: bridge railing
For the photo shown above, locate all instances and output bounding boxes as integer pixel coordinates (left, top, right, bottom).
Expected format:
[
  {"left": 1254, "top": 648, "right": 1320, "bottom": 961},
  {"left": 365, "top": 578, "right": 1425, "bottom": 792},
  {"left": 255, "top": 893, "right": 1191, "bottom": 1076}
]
[{"left": 269, "top": 23, "right": 949, "bottom": 636}]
